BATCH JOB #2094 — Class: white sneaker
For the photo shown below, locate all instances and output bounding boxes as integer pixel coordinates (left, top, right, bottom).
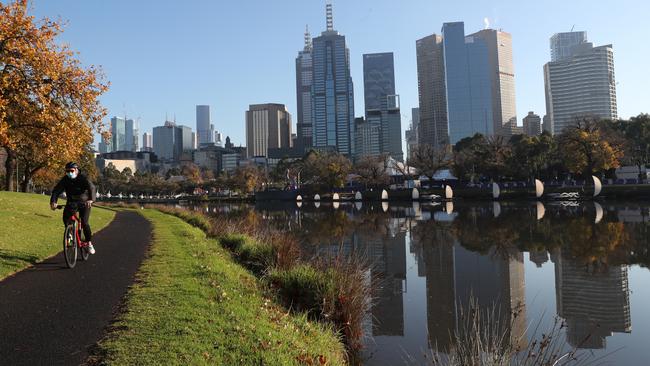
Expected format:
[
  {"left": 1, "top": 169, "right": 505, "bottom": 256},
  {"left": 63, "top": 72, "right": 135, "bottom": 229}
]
[{"left": 87, "top": 242, "right": 96, "bottom": 255}]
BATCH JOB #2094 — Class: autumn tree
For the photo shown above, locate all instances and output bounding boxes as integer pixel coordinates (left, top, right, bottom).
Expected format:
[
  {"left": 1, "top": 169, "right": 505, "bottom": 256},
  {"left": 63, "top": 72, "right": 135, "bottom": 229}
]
[
  {"left": 0, "top": 0, "right": 108, "bottom": 191},
  {"left": 558, "top": 116, "right": 623, "bottom": 177},
  {"left": 231, "top": 164, "right": 264, "bottom": 194},
  {"left": 180, "top": 163, "right": 201, "bottom": 185},
  {"left": 298, "top": 150, "right": 352, "bottom": 189}
]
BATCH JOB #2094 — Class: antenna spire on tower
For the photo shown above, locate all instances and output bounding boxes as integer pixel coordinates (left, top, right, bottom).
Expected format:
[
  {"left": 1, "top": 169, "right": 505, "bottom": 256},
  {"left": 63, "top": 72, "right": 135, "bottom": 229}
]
[
  {"left": 326, "top": 3, "right": 334, "bottom": 31},
  {"left": 304, "top": 24, "right": 312, "bottom": 50}
]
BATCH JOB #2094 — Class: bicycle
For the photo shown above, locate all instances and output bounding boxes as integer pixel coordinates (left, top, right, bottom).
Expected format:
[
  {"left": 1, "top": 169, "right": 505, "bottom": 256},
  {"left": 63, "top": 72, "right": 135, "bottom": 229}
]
[{"left": 56, "top": 203, "right": 91, "bottom": 268}]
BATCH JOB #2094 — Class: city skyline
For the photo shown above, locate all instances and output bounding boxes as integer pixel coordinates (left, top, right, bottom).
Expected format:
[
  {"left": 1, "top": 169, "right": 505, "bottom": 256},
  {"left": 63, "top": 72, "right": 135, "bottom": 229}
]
[{"left": 28, "top": 0, "right": 649, "bottom": 150}]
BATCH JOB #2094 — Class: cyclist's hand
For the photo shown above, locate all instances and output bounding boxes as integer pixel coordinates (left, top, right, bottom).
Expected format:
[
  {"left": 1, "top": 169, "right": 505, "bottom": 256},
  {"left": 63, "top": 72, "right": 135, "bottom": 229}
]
[
  {"left": 50, "top": 202, "right": 57, "bottom": 211},
  {"left": 85, "top": 200, "right": 93, "bottom": 208}
]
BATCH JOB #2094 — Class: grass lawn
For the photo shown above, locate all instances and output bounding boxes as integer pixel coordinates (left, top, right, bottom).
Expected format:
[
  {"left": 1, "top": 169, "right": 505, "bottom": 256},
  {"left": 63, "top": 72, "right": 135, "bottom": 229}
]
[
  {"left": 94, "top": 209, "right": 346, "bottom": 365},
  {"left": 0, "top": 191, "right": 116, "bottom": 280}
]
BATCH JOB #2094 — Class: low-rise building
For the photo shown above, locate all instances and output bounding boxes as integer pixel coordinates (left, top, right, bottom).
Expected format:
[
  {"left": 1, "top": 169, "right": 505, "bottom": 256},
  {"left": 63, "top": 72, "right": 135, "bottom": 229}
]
[
  {"left": 96, "top": 151, "right": 157, "bottom": 173},
  {"left": 193, "top": 145, "right": 234, "bottom": 173}
]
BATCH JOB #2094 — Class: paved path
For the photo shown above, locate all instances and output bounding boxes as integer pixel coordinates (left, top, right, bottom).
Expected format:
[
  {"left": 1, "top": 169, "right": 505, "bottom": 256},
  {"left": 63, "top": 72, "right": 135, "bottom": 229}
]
[{"left": 0, "top": 211, "right": 151, "bottom": 366}]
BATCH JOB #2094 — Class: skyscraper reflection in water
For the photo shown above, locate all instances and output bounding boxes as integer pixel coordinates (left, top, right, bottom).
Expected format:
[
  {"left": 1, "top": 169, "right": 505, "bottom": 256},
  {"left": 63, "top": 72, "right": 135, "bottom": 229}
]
[
  {"left": 357, "top": 218, "right": 408, "bottom": 336},
  {"left": 417, "top": 225, "right": 527, "bottom": 352},
  {"left": 552, "top": 248, "right": 632, "bottom": 349}
]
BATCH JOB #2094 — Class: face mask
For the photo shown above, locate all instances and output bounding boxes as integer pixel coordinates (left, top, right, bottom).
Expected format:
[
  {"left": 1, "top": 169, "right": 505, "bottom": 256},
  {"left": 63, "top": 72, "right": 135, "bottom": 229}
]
[{"left": 67, "top": 171, "right": 78, "bottom": 179}]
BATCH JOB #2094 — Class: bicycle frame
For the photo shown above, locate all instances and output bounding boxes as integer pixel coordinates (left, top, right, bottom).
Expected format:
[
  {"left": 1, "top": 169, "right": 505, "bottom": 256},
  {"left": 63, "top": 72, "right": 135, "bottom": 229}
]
[{"left": 59, "top": 204, "right": 89, "bottom": 248}]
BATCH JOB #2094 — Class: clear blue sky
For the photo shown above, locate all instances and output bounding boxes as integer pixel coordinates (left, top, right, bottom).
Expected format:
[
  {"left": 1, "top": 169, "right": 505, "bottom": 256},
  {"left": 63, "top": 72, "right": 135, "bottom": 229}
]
[{"left": 27, "top": 0, "right": 650, "bottom": 149}]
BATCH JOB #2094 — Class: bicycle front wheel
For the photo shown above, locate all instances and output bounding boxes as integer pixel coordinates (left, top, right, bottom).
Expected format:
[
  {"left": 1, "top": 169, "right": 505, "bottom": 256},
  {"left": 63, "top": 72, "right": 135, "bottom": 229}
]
[{"left": 63, "top": 224, "right": 77, "bottom": 268}]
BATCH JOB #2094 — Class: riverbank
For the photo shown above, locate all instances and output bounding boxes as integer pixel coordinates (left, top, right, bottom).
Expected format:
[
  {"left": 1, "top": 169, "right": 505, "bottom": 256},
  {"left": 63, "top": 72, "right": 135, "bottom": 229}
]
[
  {"left": 93, "top": 209, "right": 347, "bottom": 365},
  {"left": 0, "top": 192, "right": 116, "bottom": 280}
]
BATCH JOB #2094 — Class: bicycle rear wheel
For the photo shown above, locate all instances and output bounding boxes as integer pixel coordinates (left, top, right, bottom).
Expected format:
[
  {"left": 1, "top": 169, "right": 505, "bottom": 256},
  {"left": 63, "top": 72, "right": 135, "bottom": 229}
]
[
  {"left": 63, "top": 224, "right": 77, "bottom": 268},
  {"left": 79, "top": 242, "right": 90, "bottom": 261}
]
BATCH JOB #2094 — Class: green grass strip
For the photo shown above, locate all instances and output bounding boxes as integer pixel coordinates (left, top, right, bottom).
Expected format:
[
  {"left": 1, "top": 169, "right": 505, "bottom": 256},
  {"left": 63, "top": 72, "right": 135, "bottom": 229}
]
[
  {"left": 0, "top": 192, "right": 116, "bottom": 280},
  {"left": 95, "top": 209, "right": 346, "bottom": 365}
]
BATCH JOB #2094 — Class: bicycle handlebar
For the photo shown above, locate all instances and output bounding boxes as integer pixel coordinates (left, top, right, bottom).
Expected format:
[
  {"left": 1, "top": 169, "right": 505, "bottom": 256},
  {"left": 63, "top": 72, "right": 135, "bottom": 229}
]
[{"left": 55, "top": 202, "right": 88, "bottom": 210}]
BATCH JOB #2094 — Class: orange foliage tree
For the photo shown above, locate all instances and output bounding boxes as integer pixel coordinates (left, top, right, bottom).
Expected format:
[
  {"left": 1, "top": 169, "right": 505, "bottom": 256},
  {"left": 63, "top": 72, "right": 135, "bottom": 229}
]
[
  {"left": 558, "top": 116, "right": 623, "bottom": 177},
  {"left": 0, "top": 0, "right": 108, "bottom": 191}
]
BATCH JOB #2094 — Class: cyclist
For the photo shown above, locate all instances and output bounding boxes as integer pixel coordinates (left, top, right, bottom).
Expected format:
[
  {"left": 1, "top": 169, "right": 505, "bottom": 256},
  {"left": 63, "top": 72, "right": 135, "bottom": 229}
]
[{"left": 50, "top": 162, "right": 97, "bottom": 254}]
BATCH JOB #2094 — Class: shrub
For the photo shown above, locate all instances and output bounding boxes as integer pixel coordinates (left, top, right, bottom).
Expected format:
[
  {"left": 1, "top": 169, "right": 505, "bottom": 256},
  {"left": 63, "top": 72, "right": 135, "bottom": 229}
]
[{"left": 268, "top": 265, "right": 336, "bottom": 318}]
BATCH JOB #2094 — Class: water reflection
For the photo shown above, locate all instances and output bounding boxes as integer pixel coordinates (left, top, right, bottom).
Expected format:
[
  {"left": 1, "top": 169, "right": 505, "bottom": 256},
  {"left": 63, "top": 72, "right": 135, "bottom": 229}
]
[
  {"left": 193, "top": 200, "right": 650, "bottom": 365},
  {"left": 552, "top": 247, "right": 632, "bottom": 349}
]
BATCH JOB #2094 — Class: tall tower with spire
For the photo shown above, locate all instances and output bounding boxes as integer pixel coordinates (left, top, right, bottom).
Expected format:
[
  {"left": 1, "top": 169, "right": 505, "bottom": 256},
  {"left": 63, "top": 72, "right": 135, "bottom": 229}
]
[
  {"left": 310, "top": 3, "right": 355, "bottom": 156},
  {"left": 295, "top": 25, "right": 314, "bottom": 150}
]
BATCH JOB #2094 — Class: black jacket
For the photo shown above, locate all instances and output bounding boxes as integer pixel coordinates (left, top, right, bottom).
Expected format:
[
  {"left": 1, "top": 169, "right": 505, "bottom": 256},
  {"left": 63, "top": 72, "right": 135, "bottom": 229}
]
[{"left": 50, "top": 174, "right": 97, "bottom": 203}]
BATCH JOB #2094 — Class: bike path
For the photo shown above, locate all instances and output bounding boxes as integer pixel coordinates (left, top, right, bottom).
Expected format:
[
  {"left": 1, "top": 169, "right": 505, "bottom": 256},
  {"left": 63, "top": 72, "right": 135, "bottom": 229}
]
[{"left": 0, "top": 210, "right": 151, "bottom": 366}]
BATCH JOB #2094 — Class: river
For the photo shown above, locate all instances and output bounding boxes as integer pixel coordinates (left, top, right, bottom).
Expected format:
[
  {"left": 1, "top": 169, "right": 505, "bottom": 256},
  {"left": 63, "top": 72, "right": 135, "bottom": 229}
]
[{"left": 187, "top": 200, "right": 649, "bottom": 365}]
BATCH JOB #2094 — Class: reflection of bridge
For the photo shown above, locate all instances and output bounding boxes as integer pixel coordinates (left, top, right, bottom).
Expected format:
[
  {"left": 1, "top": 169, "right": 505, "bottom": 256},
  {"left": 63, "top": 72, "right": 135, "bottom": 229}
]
[{"left": 552, "top": 248, "right": 632, "bottom": 349}]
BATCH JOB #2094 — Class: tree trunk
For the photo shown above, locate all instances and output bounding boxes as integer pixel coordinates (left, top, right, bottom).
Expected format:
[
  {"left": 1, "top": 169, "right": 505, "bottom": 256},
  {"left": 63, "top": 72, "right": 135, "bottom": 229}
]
[
  {"left": 4, "top": 148, "right": 16, "bottom": 191},
  {"left": 20, "top": 165, "right": 31, "bottom": 193},
  {"left": 21, "top": 165, "right": 42, "bottom": 193}
]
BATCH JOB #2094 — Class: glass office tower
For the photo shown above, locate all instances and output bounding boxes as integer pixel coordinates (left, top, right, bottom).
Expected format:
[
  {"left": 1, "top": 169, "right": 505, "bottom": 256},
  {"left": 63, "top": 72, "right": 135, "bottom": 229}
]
[
  {"left": 363, "top": 52, "right": 403, "bottom": 161},
  {"left": 295, "top": 26, "right": 314, "bottom": 150},
  {"left": 311, "top": 3, "right": 355, "bottom": 156},
  {"left": 442, "top": 22, "right": 493, "bottom": 144}
]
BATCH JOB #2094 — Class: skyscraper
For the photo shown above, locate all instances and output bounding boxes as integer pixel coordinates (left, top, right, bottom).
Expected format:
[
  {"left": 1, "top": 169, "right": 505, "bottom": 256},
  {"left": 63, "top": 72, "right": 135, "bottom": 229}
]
[
  {"left": 354, "top": 117, "right": 381, "bottom": 158},
  {"left": 542, "top": 115, "right": 552, "bottom": 134},
  {"left": 98, "top": 141, "right": 110, "bottom": 154},
  {"left": 311, "top": 3, "right": 355, "bottom": 156},
  {"left": 125, "top": 118, "right": 138, "bottom": 152},
  {"left": 142, "top": 132, "right": 153, "bottom": 152},
  {"left": 472, "top": 29, "right": 517, "bottom": 136},
  {"left": 295, "top": 26, "right": 314, "bottom": 150},
  {"left": 153, "top": 121, "right": 193, "bottom": 161},
  {"left": 110, "top": 116, "right": 135, "bottom": 152},
  {"left": 544, "top": 33, "right": 617, "bottom": 134},
  {"left": 550, "top": 31, "right": 588, "bottom": 62},
  {"left": 363, "top": 52, "right": 403, "bottom": 161},
  {"left": 196, "top": 105, "right": 213, "bottom": 145},
  {"left": 153, "top": 122, "right": 176, "bottom": 161},
  {"left": 442, "top": 22, "right": 494, "bottom": 144},
  {"left": 523, "top": 112, "right": 542, "bottom": 136},
  {"left": 405, "top": 108, "right": 420, "bottom": 159},
  {"left": 416, "top": 34, "right": 448, "bottom": 148},
  {"left": 245, "top": 104, "right": 292, "bottom": 158}
]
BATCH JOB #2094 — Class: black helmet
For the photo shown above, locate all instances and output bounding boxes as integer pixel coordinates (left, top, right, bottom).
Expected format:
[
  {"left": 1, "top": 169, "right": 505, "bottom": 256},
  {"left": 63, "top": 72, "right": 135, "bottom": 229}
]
[{"left": 65, "top": 162, "right": 79, "bottom": 170}]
